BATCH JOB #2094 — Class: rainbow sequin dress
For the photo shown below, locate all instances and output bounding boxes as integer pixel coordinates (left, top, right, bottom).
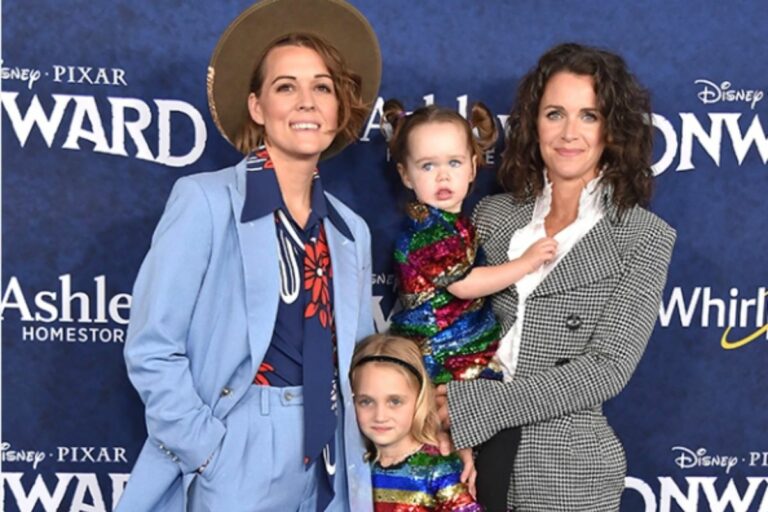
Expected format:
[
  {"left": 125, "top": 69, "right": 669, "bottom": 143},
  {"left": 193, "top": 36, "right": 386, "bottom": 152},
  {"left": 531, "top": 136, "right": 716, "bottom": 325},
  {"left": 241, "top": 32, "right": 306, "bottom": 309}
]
[
  {"left": 390, "top": 203, "right": 502, "bottom": 384},
  {"left": 372, "top": 444, "right": 483, "bottom": 511}
]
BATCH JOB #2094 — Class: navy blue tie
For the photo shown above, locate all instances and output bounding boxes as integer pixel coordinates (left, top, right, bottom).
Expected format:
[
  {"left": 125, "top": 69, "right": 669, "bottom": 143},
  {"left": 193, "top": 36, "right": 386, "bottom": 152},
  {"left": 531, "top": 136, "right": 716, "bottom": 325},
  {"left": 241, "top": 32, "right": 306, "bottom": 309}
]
[{"left": 301, "top": 223, "right": 337, "bottom": 511}]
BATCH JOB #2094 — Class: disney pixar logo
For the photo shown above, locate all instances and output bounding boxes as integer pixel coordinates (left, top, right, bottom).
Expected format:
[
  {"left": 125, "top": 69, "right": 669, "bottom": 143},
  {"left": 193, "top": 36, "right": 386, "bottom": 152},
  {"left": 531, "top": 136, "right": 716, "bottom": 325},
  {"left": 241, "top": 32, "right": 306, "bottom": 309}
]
[{"left": 695, "top": 79, "right": 764, "bottom": 110}]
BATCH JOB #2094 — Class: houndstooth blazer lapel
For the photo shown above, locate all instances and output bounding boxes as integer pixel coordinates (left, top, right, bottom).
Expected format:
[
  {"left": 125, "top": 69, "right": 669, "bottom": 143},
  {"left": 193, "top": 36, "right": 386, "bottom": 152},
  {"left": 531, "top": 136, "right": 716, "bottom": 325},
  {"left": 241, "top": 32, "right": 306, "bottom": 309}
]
[
  {"left": 475, "top": 193, "right": 624, "bottom": 300},
  {"left": 531, "top": 215, "right": 623, "bottom": 298},
  {"left": 474, "top": 199, "right": 534, "bottom": 312}
]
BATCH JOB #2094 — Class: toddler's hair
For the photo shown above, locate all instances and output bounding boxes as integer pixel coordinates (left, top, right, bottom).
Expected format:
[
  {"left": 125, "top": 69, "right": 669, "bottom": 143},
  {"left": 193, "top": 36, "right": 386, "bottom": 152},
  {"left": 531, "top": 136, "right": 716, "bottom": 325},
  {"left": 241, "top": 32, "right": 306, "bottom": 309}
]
[{"left": 382, "top": 100, "right": 498, "bottom": 167}]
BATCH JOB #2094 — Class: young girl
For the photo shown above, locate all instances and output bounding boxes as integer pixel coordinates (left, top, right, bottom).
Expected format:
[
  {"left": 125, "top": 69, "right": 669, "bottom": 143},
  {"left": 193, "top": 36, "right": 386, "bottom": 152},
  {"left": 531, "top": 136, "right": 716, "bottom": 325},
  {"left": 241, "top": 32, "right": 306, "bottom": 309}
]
[
  {"left": 382, "top": 101, "right": 557, "bottom": 511},
  {"left": 350, "top": 334, "right": 482, "bottom": 512}
]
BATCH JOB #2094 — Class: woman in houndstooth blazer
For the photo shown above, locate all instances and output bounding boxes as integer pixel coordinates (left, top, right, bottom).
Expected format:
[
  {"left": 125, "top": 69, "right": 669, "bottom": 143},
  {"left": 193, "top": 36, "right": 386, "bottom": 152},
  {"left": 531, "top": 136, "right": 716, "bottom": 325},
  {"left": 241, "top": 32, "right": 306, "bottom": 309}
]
[{"left": 436, "top": 43, "right": 676, "bottom": 511}]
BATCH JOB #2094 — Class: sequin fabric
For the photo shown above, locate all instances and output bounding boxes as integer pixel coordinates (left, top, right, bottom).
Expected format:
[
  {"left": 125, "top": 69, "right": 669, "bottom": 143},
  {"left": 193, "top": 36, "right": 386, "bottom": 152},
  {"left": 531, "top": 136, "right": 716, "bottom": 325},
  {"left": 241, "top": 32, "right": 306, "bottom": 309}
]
[
  {"left": 391, "top": 204, "right": 502, "bottom": 384},
  {"left": 372, "top": 444, "right": 483, "bottom": 511}
]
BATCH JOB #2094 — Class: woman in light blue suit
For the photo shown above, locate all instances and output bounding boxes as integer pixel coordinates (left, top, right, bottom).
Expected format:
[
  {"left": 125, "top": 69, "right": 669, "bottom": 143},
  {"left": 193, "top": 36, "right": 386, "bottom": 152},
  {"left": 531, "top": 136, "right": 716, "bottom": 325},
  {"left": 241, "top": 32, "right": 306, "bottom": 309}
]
[{"left": 116, "top": 1, "right": 382, "bottom": 510}]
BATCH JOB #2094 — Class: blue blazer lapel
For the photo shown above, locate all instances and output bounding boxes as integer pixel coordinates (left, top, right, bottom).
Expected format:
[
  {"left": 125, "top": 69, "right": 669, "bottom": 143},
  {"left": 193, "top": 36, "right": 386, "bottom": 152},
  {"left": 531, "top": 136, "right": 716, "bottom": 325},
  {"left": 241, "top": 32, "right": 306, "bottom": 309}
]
[
  {"left": 228, "top": 163, "right": 281, "bottom": 377},
  {"left": 325, "top": 219, "right": 359, "bottom": 383}
]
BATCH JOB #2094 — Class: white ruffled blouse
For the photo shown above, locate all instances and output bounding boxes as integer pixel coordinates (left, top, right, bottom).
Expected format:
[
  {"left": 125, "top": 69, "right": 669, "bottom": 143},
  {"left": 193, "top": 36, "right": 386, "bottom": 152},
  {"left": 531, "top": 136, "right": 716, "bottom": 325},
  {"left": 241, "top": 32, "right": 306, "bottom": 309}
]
[{"left": 495, "top": 173, "right": 605, "bottom": 381}]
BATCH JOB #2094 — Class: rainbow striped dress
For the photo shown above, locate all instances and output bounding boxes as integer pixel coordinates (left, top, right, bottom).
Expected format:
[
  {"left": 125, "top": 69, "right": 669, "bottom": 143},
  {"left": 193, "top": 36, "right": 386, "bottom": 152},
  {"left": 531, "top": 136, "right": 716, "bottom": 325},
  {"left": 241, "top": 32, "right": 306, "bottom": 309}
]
[
  {"left": 372, "top": 444, "right": 483, "bottom": 511},
  {"left": 390, "top": 203, "right": 502, "bottom": 384}
]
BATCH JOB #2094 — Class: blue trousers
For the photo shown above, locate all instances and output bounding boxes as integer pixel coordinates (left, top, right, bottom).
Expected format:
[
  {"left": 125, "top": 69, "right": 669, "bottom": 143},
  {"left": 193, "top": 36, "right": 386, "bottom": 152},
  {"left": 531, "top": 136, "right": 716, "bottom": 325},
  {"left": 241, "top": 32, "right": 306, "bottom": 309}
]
[{"left": 187, "top": 385, "right": 349, "bottom": 512}]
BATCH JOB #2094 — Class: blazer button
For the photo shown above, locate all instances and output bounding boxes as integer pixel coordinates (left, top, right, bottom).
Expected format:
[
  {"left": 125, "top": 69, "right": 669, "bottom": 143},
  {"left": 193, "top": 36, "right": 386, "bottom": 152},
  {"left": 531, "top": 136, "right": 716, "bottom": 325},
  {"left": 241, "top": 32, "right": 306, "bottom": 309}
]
[
  {"left": 220, "top": 387, "right": 233, "bottom": 397},
  {"left": 565, "top": 314, "right": 582, "bottom": 331}
]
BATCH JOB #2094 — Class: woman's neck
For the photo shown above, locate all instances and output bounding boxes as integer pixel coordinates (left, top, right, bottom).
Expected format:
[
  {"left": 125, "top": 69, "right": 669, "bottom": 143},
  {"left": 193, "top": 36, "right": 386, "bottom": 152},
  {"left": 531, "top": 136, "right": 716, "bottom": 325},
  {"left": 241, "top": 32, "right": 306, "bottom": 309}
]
[
  {"left": 267, "top": 145, "right": 319, "bottom": 228},
  {"left": 545, "top": 175, "right": 590, "bottom": 237}
]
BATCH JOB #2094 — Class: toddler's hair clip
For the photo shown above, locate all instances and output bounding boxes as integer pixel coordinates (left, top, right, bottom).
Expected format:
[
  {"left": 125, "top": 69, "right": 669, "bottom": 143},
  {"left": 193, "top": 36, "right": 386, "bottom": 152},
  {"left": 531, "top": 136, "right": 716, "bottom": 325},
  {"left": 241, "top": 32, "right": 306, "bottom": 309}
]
[
  {"left": 381, "top": 118, "right": 395, "bottom": 142},
  {"left": 380, "top": 110, "right": 407, "bottom": 142},
  {"left": 469, "top": 101, "right": 499, "bottom": 151}
]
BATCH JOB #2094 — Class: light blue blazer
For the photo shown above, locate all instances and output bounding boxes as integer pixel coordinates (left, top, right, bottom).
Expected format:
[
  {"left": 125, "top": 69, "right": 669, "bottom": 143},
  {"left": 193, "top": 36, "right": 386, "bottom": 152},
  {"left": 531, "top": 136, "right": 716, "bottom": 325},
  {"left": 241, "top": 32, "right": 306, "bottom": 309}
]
[{"left": 117, "top": 158, "right": 374, "bottom": 511}]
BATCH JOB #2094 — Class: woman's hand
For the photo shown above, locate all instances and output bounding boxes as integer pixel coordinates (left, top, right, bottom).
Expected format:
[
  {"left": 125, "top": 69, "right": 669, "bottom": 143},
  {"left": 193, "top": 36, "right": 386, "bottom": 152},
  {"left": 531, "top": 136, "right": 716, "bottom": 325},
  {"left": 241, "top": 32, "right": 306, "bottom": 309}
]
[
  {"left": 435, "top": 384, "right": 451, "bottom": 429},
  {"left": 436, "top": 385, "right": 477, "bottom": 496},
  {"left": 435, "top": 384, "right": 454, "bottom": 456},
  {"left": 458, "top": 447, "right": 477, "bottom": 498},
  {"left": 436, "top": 429, "right": 454, "bottom": 457}
]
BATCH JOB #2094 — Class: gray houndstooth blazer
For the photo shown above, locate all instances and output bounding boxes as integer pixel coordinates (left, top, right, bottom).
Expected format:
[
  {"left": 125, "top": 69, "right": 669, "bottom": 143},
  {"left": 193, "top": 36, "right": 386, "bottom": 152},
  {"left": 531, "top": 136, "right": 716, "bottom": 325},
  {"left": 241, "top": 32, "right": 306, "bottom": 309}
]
[{"left": 447, "top": 191, "right": 676, "bottom": 512}]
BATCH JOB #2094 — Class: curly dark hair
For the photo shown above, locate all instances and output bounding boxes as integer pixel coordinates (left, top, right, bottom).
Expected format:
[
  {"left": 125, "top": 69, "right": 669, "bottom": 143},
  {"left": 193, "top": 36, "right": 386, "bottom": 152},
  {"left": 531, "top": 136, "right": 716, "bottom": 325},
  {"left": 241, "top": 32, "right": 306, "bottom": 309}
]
[{"left": 499, "top": 42, "right": 654, "bottom": 212}]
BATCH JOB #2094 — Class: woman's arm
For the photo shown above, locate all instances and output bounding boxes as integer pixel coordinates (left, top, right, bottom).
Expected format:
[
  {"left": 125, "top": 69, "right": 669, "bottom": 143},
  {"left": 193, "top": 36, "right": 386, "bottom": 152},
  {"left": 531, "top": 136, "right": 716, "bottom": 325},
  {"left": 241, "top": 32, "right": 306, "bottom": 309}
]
[
  {"left": 444, "top": 222, "right": 676, "bottom": 450},
  {"left": 124, "top": 177, "right": 225, "bottom": 475}
]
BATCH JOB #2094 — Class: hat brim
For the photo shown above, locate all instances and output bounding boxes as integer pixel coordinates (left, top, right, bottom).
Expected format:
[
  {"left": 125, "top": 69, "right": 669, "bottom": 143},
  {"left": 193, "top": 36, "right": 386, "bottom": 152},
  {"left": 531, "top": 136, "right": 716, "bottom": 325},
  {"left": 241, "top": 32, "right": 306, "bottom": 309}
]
[{"left": 208, "top": 0, "right": 381, "bottom": 160}]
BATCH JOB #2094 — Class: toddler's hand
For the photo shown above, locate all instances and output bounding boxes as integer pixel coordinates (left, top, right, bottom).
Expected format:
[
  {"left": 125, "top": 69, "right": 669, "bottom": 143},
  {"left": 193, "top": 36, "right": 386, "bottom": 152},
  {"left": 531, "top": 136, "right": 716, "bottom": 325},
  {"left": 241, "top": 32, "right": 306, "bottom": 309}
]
[
  {"left": 521, "top": 237, "right": 558, "bottom": 272},
  {"left": 458, "top": 448, "right": 477, "bottom": 498}
]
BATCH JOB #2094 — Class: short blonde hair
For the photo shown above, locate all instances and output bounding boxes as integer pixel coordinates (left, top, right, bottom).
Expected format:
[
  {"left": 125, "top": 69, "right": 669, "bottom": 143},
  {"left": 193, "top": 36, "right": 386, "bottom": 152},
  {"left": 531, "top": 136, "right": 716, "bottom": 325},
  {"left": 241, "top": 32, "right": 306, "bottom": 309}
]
[{"left": 350, "top": 334, "right": 440, "bottom": 458}]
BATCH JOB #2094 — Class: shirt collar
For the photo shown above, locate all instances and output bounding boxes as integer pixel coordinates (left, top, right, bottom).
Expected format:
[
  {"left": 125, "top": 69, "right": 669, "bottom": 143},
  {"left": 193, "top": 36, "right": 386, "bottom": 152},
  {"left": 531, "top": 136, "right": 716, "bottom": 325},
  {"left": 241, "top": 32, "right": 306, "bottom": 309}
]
[
  {"left": 240, "top": 146, "right": 354, "bottom": 241},
  {"left": 533, "top": 169, "right": 605, "bottom": 222},
  {"left": 405, "top": 202, "right": 460, "bottom": 227}
]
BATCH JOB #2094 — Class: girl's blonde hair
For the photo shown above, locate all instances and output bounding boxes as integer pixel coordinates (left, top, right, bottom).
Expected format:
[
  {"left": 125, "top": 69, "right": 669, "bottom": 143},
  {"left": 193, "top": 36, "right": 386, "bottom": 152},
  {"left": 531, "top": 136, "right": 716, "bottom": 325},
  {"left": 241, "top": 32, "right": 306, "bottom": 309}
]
[{"left": 350, "top": 334, "right": 440, "bottom": 457}]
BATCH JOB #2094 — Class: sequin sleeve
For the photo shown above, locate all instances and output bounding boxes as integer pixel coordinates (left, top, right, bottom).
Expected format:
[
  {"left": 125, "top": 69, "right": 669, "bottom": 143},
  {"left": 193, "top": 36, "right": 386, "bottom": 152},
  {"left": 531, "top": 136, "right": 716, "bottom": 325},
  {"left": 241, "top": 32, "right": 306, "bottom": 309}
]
[
  {"left": 394, "top": 204, "right": 477, "bottom": 310},
  {"left": 428, "top": 452, "right": 483, "bottom": 512}
]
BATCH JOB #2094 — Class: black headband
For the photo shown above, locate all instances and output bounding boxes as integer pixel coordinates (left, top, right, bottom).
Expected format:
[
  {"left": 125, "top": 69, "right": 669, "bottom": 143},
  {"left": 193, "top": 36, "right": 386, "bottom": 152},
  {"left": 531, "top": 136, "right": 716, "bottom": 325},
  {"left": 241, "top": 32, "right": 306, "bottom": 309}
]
[{"left": 353, "top": 355, "right": 423, "bottom": 385}]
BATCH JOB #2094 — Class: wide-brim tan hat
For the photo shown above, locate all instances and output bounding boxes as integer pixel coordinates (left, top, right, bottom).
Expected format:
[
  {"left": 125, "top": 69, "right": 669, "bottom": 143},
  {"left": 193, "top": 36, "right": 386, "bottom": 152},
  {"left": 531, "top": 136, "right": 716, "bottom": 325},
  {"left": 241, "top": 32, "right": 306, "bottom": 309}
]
[{"left": 208, "top": 0, "right": 381, "bottom": 160}]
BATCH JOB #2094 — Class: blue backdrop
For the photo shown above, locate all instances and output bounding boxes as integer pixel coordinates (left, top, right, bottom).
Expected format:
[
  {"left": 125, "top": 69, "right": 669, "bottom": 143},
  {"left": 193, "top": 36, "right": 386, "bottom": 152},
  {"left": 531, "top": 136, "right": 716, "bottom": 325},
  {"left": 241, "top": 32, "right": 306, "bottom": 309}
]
[{"left": 2, "top": 1, "right": 767, "bottom": 510}]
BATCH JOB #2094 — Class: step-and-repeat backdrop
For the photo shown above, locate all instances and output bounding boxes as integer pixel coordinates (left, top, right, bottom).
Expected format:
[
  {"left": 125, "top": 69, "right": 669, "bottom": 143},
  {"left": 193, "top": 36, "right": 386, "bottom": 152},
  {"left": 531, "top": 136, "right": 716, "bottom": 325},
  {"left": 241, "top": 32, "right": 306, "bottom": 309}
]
[{"left": 2, "top": 1, "right": 767, "bottom": 510}]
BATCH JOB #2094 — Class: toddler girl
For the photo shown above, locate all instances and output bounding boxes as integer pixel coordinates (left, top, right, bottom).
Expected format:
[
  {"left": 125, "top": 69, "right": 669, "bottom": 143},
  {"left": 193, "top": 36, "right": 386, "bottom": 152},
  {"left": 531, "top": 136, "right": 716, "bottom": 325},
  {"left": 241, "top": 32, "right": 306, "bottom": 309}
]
[{"left": 383, "top": 101, "right": 557, "bottom": 511}]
